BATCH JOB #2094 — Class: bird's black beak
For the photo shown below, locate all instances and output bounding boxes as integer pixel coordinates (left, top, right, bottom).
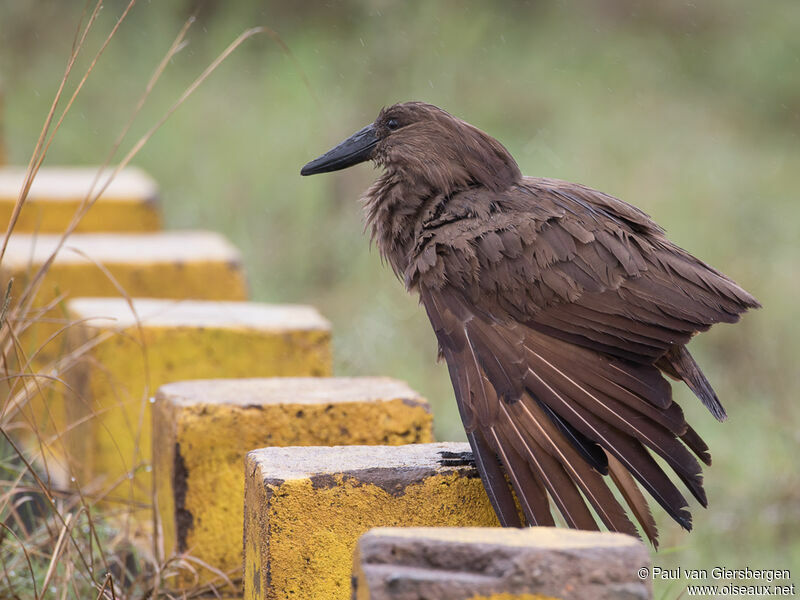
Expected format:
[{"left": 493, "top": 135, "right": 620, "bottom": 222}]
[{"left": 300, "top": 124, "right": 378, "bottom": 176}]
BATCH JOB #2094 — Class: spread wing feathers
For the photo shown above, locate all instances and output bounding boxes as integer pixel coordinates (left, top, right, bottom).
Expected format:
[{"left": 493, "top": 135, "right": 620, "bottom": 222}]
[
  {"left": 421, "top": 287, "right": 704, "bottom": 543},
  {"left": 519, "top": 328, "right": 707, "bottom": 511},
  {"left": 408, "top": 178, "right": 759, "bottom": 418},
  {"left": 412, "top": 178, "right": 758, "bottom": 542}
]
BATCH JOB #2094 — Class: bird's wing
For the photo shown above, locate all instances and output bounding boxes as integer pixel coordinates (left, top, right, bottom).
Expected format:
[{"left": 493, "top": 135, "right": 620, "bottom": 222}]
[
  {"left": 408, "top": 178, "right": 759, "bottom": 412},
  {"left": 422, "top": 284, "right": 693, "bottom": 544},
  {"left": 409, "top": 178, "right": 758, "bottom": 362},
  {"left": 412, "top": 178, "right": 758, "bottom": 542}
]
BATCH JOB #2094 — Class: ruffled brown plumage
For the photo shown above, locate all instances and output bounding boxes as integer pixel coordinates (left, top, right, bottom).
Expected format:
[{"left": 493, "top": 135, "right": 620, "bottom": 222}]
[{"left": 302, "top": 101, "right": 760, "bottom": 546}]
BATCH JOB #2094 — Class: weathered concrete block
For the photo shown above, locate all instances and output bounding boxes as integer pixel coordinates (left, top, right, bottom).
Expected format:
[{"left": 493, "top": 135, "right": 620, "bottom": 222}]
[
  {"left": 153, "top": 377, "right": 434, "bottom": 588},
  {"left": 4, "top": 231, "right": 249, "bottom": 453},
  {"left": 1, "top": 231, "right": 246, "bottom": 304},
  {"left": 243, "top": 443, "right": 500, "bottom": 600},
  {"left": 353, "top": 527, "right": 652, "bottom": 600},
  {"left": 0, "top": 166, "right": 160, "bottom": 232},
  {"left": 63, "top": 298, "right": 331, "bottom": 506},
  {"left": 1, "top": 230, "right": 247, "bottom": 370}
]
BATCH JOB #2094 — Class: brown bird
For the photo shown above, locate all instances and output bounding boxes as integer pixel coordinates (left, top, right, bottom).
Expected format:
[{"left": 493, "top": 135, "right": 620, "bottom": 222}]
[{"left": 301, "top": 102, "right": 759, "bottom": 545}]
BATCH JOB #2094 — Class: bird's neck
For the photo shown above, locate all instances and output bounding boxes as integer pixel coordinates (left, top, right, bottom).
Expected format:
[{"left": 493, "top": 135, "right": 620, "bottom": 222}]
[
  {"left": 363, "top": 170, "right": 442, "bottom": 279},
  {"left": 363, "top": 140, "right": 521, "bottom": 280}
]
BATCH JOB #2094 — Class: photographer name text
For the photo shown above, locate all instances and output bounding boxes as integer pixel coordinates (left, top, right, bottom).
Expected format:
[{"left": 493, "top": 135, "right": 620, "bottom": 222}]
[{"left": 649, "top": 567, "right": 790, "bottom": 582}]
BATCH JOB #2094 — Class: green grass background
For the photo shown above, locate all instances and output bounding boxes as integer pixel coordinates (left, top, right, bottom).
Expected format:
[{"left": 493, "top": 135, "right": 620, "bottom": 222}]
[{"left": 2, "top": 1, "right": 798, "bottom": 596}]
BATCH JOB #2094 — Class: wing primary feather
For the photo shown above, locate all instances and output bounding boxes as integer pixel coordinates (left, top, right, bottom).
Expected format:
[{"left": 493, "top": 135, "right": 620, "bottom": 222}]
[
  {"left": 511, "top": 400, "right": 639, "bottom": 537},
  {"left": 523, "top": 343, "right": 706, "bottom": 506},
  {"left": 534, "top": 394, "right": 609, "bottom": 474},
  {"left": 495, "top": 410, "right": 599, "bottom": 530},
  {"left": 523, "top": 364, "right": 693, "bottom": 530},
  {"left": 466, "top": 430, "right": 523, "bottom": 527},
  {"left": 681, "top": 424, "right": 712, "bottom": 466},
  {"left": 486, "top": 426, "right": 554, "bottom": 527},
  {"left": 607, "top": 453, "right": 660, "bottom": 547}
]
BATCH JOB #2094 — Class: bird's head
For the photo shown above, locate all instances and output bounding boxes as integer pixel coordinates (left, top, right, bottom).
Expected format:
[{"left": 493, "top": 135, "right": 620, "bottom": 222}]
[{"left": 301, "top": 102, "right": 521, "bottom": 194}]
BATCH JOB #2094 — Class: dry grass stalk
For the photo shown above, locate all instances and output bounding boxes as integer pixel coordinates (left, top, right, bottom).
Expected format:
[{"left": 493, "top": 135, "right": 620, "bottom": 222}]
[{"left": 0, "top": 4, "right": 294, "bottom": 597}]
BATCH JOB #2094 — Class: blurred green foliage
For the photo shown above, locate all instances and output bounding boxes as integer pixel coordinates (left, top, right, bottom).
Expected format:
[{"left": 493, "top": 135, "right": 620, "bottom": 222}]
[{"left": 1, "top": 1, "right": 798, "bottom": 596}]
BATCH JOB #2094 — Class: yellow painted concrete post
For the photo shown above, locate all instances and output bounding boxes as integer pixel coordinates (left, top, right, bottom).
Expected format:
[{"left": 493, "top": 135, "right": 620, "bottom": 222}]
[
  {"left": 153, "top": 377, "right": 434, "bottom": 590},
  {"left": 0, "top": 231, "right": 247, "bottom": 304},
  {"left": 1, "top": 231, "right": 249, "bottom": 450},
  {"left": 59, "top": 298, "right": 332, "bottom": 507},
  {"left": 0, "top": 166, "right": 161, "bottom": 233},
  {"left": 243, "top": 443, "right": 500, "bottom": 600},
  {"left": 352, "top": 527, "right": 652, "bottom": 600},
  {"left": 1, "top": 230, "right": 248, "bottom": 366}
]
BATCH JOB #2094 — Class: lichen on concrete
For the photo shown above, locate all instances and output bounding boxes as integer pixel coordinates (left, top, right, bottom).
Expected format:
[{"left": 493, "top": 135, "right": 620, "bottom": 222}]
[
  {"left": 244, "top": 443, "right": 499, "bottom": 600},
  {"left": 155, "top": 377, "right": 433, "bottom": 589}
]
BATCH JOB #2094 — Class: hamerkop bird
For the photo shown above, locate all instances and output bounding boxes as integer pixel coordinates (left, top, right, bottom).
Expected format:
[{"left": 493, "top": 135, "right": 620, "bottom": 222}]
[{"left": 301, "top": 102, "right": 759, "bottom": 544}]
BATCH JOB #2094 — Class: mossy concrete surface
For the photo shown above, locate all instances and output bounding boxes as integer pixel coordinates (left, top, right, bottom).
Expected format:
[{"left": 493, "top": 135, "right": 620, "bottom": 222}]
[
  {"left": 243, "top": 442, "right": 499, "bottom": 600},
  {"left": 62, "top": 298, "right": 332, "bottom": 508},
  {"left": 153, "top": 377, "right": 433, "bottom": 589},
  {"left": 353, "top": 527, "right": 651, "bottom": 600},
  {"left": 0, "top": 166, "right": 161, "bottom": 232}
]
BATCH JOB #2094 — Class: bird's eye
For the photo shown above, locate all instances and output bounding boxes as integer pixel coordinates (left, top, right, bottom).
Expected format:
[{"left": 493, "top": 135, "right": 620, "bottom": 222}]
[{"left": 386, "top": 118, "right": 399, "bottom": 130}]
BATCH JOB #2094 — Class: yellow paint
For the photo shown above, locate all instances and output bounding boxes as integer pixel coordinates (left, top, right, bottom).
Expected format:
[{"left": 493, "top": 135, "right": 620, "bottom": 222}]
[
  {"left": 5, "top": 248, "right": 248, "bottom": 369},
  {"left": 0, "top": 166, "right": 160, "bottom": 232},
  {"left": 67, "top": 323, "right": 332, "bottom": 507},
  {"left": 4, "top": 239, "right": 248, "bottom": 452},
  {"left": 10, "top": 259, "right": 248, "bottom": 306},
  {"left": 244, "top": 470, "right": 499, "bottom": 600},
  {"left": 0, "top": 197, "right": 161, "bottom": 233},
  {"left": 155, "top": 389, "right": 432, "bottom": 589}
]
